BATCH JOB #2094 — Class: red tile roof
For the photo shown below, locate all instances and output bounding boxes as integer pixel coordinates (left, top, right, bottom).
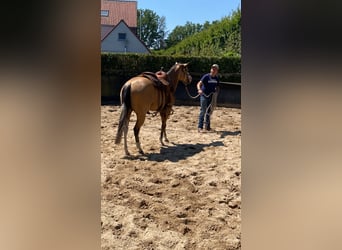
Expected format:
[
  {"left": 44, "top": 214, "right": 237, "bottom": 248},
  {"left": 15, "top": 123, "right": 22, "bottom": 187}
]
[
  {"left": 101, "top": 0, "right": 137, "bottom": 28},
  {"left": 101, "top": 24, "right": 115, "bottom": 41}
]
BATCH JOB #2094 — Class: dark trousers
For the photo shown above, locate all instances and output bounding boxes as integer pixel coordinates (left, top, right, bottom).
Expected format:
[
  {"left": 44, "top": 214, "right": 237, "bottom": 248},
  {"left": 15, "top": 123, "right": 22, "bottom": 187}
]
[{"left": 198, "top": 95, "right": 212, "bottom": 129}]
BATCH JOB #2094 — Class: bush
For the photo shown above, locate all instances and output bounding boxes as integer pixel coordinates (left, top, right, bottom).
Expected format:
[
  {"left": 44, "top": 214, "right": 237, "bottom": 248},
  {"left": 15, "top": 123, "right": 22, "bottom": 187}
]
[
  {"left": 101, "top": 53, "right": 241, "bottom": 103},
  {"left": 101, "top": 53, "right": 241, "bottom": 83}
]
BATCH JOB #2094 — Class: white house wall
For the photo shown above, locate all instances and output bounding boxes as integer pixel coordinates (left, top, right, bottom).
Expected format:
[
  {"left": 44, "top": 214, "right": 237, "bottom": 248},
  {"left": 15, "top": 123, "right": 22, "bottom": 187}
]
[{"left": 101, "top": 22, "right": 149, "bottom": 53}]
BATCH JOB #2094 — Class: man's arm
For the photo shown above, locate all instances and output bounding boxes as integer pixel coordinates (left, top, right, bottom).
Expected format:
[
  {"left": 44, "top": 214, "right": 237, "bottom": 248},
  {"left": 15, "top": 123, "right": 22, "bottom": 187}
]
[{"left": 197, "top": 81, "right": 203, "bottom": 94}]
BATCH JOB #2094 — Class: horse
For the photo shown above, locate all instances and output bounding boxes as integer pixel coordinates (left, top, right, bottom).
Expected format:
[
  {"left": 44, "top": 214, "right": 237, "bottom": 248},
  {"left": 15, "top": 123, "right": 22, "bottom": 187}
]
[{"left": 115, "top": 62, "right": 192, "bottom": 156}]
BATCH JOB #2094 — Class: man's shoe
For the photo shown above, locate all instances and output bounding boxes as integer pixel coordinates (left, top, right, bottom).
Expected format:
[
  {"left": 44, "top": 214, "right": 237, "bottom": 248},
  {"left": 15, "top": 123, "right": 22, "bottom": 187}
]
[{"left": 198, "top": 128, "right": 204, "bottom": 133}]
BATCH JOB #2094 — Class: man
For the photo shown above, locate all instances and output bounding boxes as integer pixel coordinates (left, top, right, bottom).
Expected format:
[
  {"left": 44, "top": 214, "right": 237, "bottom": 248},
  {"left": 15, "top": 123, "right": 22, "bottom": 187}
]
[{"left": 197, "top": 64, "right": 220, "bottom": 132}]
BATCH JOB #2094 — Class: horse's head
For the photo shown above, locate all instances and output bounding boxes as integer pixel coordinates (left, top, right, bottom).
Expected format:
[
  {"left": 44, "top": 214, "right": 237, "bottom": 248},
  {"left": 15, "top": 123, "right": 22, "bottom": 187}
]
[{"left": 173, "top": 62, "right": 192, "bottom": 85}]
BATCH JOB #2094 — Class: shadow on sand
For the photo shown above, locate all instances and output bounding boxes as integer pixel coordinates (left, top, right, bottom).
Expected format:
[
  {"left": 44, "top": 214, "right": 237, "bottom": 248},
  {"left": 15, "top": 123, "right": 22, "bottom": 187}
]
[
  {"left": 125, "top": 141, "right": 224, "bottom": 162},
  {"left": 217, "top": 130, "right": 241, "bottom": 138},
  {"left": 122, "top": 129, "right": 241, "bottom": 162}
]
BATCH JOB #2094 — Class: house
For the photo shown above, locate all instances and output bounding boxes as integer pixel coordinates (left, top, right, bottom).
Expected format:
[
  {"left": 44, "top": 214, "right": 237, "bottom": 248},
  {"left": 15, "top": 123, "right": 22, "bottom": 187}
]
[
  {"left": 101, "top": 0, "right": 150, "bottom": 53},
  {"left": 101, "top": 20, "right": 150, "bottom": 53}
]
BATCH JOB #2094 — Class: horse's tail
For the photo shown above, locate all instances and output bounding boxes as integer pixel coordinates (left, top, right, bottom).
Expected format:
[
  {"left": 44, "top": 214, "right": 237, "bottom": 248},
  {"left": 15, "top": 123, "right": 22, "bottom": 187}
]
[{"left": 115, "top": 83, "right": 131, "bottom": 144}]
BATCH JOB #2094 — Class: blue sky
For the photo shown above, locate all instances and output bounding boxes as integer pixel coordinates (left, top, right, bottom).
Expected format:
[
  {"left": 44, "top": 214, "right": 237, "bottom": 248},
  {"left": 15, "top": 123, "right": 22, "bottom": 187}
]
[{"left": 137, "top": 0, "right": 241, "bottom": 33}]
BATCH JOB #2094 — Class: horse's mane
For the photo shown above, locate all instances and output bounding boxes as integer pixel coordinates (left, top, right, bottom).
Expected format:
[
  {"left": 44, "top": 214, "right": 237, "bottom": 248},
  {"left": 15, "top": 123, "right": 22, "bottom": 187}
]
[
  {"left": 167, "top": 63, "right": 183, "bottom": 75},
  {"left": 166, "top": 64, "right": 176, "bottom": 75}
]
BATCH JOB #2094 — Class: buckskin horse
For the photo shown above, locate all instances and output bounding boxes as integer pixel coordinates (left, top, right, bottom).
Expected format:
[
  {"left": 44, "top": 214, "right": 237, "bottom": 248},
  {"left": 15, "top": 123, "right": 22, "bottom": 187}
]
[{"left": 115, "top": 62, "right": 192, "bottom": 156}]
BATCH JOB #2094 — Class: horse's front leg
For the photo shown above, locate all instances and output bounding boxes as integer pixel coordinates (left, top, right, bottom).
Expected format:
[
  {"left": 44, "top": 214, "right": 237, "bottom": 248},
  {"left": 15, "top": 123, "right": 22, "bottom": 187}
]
[
  {"left": 160, "top": 110, "right": 170, "bottom": 145},
  {"left": 160, "top": 121, "right": 168, "bottom": 145}
]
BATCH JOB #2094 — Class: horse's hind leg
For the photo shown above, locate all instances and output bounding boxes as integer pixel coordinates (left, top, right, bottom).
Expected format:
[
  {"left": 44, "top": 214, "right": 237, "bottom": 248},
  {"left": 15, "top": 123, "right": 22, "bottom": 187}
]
[
  {"left": 134, "top": 113, "right": 146, "bottom": 154},
  {"left": 123, "top": 110, "right": 132, "bottom": 156}
]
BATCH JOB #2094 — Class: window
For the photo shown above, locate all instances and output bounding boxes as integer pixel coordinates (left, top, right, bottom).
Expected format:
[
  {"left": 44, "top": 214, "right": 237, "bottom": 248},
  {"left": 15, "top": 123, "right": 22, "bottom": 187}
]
[
  {"left": 118, "top": 33, "right": 126, "bottom": 40},
  {"left": 101, "top": 10, "right": 109, "bottom": 17}
]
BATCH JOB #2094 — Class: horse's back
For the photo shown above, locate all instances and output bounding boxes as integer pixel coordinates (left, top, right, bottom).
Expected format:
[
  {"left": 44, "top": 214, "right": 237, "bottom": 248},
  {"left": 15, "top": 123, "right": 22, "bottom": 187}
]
[{"left": 125, "top": 76, "right": 160, "bottom": 112}]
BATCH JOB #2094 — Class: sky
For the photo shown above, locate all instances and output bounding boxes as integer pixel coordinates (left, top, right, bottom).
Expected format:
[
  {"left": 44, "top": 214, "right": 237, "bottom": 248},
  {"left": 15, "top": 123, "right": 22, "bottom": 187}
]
[{"left": 137, "top": 0, "right": 241, "bottom": 33}]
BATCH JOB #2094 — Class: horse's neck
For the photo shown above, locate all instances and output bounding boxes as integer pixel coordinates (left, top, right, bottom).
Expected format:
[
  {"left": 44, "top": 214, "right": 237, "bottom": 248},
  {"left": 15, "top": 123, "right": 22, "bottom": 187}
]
[{"left": 167, "top": 71, "right": 179, "bottom": 93}]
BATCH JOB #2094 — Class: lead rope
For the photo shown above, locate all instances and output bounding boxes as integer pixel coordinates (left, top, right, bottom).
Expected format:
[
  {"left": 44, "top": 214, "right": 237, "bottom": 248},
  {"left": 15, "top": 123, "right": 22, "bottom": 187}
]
[
  {"left": 184, "top": 85, "right": 219, "bottom": 118},
  {"left": 208, "top": 90, "right": 218, "bottom": 116},
  {"left": 185, "top": 85, "right": 214, "bottom": 99}
]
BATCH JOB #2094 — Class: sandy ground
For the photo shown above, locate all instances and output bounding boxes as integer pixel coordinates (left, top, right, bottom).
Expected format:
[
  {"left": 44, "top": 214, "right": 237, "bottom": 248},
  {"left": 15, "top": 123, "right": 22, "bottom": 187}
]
[{"left": 101, "top": 105, "right": 241, "bottom": 249}]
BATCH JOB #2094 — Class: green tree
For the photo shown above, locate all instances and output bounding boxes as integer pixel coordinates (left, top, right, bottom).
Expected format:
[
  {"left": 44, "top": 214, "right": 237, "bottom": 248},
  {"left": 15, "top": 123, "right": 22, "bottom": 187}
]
[
  {"left": 166, "top": 21, "right": 204, "bottom": 48},
  {"left": 137, "top": 9, "right": 167, "bottom": 50},
  {"left": 160, "top": 7, "right": 241, "bottom": 57}
]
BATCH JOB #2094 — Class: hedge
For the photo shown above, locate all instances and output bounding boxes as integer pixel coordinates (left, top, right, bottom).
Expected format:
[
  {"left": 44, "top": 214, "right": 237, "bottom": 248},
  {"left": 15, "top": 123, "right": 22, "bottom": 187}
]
[{"left": 101, "top": 53, "right": 241, "bottom": 83}]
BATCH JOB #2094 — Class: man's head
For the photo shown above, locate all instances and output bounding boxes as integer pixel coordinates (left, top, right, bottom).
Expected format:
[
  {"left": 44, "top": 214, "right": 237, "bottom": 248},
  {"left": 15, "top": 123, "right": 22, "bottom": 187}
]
[
  {"left": 210, "top": 64, "right": 219, "bottom": 76},
  {"left": 211, "top": 64, "right": 219, "bottom": 70}
]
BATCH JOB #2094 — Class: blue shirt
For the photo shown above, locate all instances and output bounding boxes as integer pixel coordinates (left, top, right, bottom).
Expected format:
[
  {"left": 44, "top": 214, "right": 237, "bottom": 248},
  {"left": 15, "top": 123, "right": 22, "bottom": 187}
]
[{"left": 200, "top": 73, "right": 219, "bottom": 96}]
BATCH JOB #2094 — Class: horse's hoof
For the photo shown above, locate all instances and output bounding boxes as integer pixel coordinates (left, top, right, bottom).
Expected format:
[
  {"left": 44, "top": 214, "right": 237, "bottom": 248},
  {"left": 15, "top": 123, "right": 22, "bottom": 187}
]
[{"left": 139, "top": 150, "right": 145, "bottom": 155}]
